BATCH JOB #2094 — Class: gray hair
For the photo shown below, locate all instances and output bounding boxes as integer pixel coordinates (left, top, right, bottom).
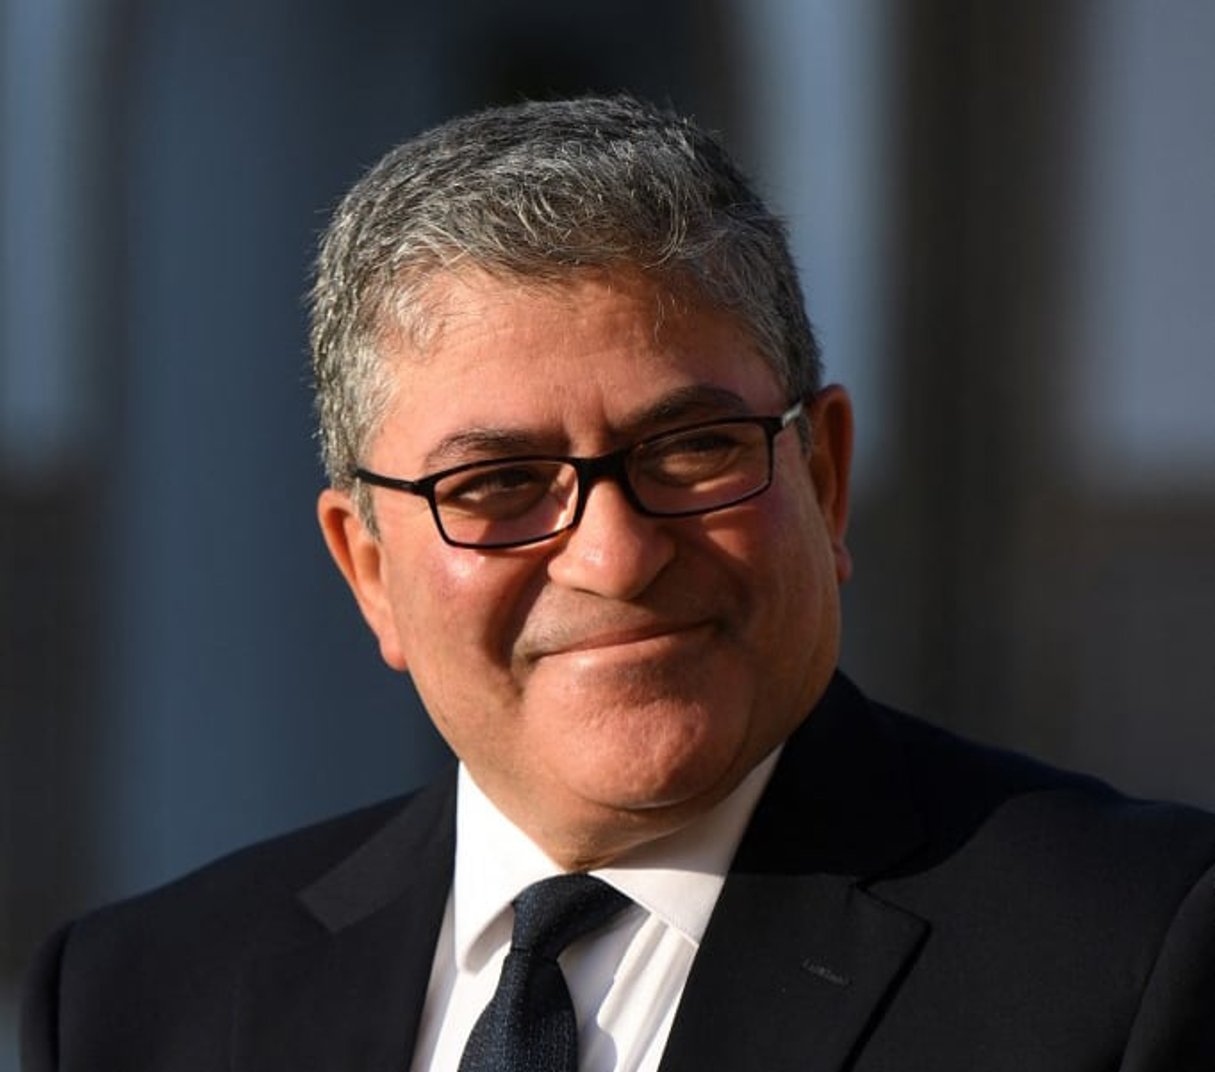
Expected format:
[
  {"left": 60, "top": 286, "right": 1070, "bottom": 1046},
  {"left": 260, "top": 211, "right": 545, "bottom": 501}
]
[{"left": 310, "top": 95, "right": 822, "bottom": 510}]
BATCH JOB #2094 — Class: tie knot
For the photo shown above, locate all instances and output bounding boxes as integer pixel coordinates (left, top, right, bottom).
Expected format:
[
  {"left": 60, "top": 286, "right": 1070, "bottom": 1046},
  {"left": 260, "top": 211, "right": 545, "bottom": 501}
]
[{"left": 510, "top": 874, "right": 630, "bottom": 960}]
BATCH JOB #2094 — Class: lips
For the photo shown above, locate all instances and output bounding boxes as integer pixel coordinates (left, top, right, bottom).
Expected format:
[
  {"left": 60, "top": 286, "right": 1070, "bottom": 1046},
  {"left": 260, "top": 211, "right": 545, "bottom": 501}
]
[
  {"left": 519, "top": 616, "right": 713, "bottom": 662},
  {"left": 547, "top": 621, "right": 709, "bottom": 656}
]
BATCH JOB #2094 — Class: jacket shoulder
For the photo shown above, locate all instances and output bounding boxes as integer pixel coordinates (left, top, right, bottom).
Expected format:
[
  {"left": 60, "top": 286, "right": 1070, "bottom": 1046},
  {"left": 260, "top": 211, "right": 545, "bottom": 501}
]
[
  {"left": 877, "top": 697, "right": 1215, "bottom": 856},
  {"left": 22, "top": 783, "right": 451, "bottom": 1070},
  {"left": 852, "top": 695, "right": 1215, "bottom": 1067},
  {"left": 87, "top": 793, "right": 415, "bottom": 938}
]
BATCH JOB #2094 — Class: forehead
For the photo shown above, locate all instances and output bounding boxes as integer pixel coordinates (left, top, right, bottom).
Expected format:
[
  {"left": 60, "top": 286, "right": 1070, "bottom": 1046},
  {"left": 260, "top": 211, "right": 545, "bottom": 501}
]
[
  {"left": 411, "top": 267, "right": 721, "bottom": 349},
  {"left": 371, "top": 268, "right": 785, "bottom": 464}
]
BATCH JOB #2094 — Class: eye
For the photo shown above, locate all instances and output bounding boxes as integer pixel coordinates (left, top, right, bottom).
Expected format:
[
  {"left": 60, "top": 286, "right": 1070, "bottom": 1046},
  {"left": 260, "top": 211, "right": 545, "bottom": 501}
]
[
  {"left": 435, "top": 462, "right": 562, "bottom": 519},
  {"left": 640, "top": 426, "right": 753, "bottom": 485}
]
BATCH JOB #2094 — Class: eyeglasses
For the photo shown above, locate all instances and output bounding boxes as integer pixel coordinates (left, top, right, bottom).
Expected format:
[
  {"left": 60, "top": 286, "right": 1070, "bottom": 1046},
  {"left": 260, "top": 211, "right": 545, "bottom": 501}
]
[{"left": 352, "top": 400, "right": 804, "bottom": 550}]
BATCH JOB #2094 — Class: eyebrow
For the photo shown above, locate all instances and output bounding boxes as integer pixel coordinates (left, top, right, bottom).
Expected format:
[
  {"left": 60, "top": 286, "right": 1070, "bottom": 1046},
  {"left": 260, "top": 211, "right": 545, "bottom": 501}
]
[
  {"left": 622, "top": 384, "right": 753, "bottom": 429},
  {"left": 421, "top": 429, "right": 544, "bottom": 471},
  {"left": 419, "top": 384, "right": 757, "bottom": 472}
]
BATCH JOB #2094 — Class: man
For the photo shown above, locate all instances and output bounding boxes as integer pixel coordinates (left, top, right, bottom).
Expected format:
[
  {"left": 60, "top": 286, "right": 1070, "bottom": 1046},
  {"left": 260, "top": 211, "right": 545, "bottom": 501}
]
[{"left": 22, "top": 96, "right": 1215, "bottom": 1071}]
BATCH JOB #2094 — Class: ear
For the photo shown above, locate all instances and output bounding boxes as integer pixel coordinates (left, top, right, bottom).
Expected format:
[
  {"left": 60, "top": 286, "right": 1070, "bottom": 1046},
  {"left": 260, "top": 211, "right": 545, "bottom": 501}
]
[
  {"left": 317, "top": 488, "right": 410, "bottom": 671},
  {"left": 806, "top": 385, "right": 854, "bottom": 583}
]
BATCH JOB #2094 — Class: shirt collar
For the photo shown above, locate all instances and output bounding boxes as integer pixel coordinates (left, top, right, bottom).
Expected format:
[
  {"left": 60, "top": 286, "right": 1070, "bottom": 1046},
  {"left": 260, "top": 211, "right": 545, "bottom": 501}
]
[{"left": 452, "top": 750, "right": 780, "bottom": 971}]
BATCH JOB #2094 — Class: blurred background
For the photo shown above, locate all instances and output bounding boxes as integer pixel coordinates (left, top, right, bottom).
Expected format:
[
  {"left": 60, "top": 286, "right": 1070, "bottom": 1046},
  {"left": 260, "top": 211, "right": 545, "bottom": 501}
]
[{"left": 3, "top": 1, "right": 1214, "bottom": 1062}]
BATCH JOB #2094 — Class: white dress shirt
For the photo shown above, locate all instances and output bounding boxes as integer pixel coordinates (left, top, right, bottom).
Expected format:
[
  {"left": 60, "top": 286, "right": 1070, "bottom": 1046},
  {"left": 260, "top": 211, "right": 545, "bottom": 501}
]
[{"left": 408, "top": 751, "right": 780, "bottom": 1072}]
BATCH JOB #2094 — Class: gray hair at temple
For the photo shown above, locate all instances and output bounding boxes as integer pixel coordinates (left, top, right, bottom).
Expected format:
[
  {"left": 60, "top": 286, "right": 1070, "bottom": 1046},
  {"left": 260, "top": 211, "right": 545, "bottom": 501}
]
[{"left": 309, "top": 95, "right": 822, "bottom": 518}]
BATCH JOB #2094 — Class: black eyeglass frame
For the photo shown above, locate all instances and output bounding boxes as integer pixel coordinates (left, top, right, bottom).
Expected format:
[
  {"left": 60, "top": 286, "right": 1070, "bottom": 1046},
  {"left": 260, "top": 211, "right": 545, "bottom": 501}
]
[{"left": 352, "top": 399, "right": 805, "bottom": 550}]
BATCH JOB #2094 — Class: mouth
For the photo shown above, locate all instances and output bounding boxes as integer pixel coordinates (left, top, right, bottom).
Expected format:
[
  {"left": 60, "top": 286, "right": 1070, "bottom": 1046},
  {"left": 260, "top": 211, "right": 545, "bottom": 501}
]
[{"left": 532, "top": 620, "right": 713, "bottom": 661}]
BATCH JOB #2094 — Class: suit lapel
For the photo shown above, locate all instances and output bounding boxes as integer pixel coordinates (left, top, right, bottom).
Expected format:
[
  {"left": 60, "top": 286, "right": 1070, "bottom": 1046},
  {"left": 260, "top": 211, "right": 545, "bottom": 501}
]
[
  {"left": 659, "top": 675, "right": 930, "bottom": 1072},
  {"left": 657, "top": 872, "right": 926, "bottom": 1072},
  {"left": 232, "top": 771, "right": 456, "bottom": 1072}
]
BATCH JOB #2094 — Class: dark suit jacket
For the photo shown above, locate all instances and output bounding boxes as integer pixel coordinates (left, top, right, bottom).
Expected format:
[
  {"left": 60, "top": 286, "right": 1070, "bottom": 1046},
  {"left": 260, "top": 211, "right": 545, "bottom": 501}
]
[{"left": 22, "top": 674, "right": 1215, "bottom": 1070}]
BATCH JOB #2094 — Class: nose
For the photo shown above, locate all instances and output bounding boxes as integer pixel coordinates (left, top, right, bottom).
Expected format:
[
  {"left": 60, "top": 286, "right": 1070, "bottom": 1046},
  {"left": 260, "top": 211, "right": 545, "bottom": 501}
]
[{"left": 545, "top": 475, "right": 675, "bottom": 599}]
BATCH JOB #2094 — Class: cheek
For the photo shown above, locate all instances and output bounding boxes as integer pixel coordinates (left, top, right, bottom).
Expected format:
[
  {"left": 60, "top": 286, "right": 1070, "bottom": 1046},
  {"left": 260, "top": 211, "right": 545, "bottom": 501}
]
[
  {"left": 390, "top": 543, "right": 540, "bottom": 678},
  {"left": 736, "top": 482, "right": 838, "bottom": 648},
  {"left": 701, "top": 483, "right": 822, "bottom": 596}
]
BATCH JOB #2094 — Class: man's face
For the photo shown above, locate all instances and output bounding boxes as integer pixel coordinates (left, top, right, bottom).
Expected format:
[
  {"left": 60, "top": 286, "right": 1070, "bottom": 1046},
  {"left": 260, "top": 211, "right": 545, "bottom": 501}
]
[{"left": 319, "top": 269, "right": 852, "bottom": 867}]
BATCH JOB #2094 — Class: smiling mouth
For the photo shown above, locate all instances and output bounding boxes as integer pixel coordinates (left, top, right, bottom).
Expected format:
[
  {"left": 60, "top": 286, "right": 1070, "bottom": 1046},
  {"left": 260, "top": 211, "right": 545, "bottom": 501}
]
[{"left": 538, "top": 621, "right": 713, "bottom": 659}]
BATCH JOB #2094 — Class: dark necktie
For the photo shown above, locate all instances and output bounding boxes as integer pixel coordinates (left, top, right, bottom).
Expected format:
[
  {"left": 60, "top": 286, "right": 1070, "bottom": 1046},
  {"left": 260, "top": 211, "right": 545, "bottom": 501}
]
[{"left": 458, "top": 874, "right": 631, "bottom": 1072}]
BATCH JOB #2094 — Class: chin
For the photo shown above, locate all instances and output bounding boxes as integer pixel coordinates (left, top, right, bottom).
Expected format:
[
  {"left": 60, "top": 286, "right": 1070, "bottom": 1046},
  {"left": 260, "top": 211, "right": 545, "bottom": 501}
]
[{"left": 565, "top": 718, "right": 750, "bottom": 815}]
